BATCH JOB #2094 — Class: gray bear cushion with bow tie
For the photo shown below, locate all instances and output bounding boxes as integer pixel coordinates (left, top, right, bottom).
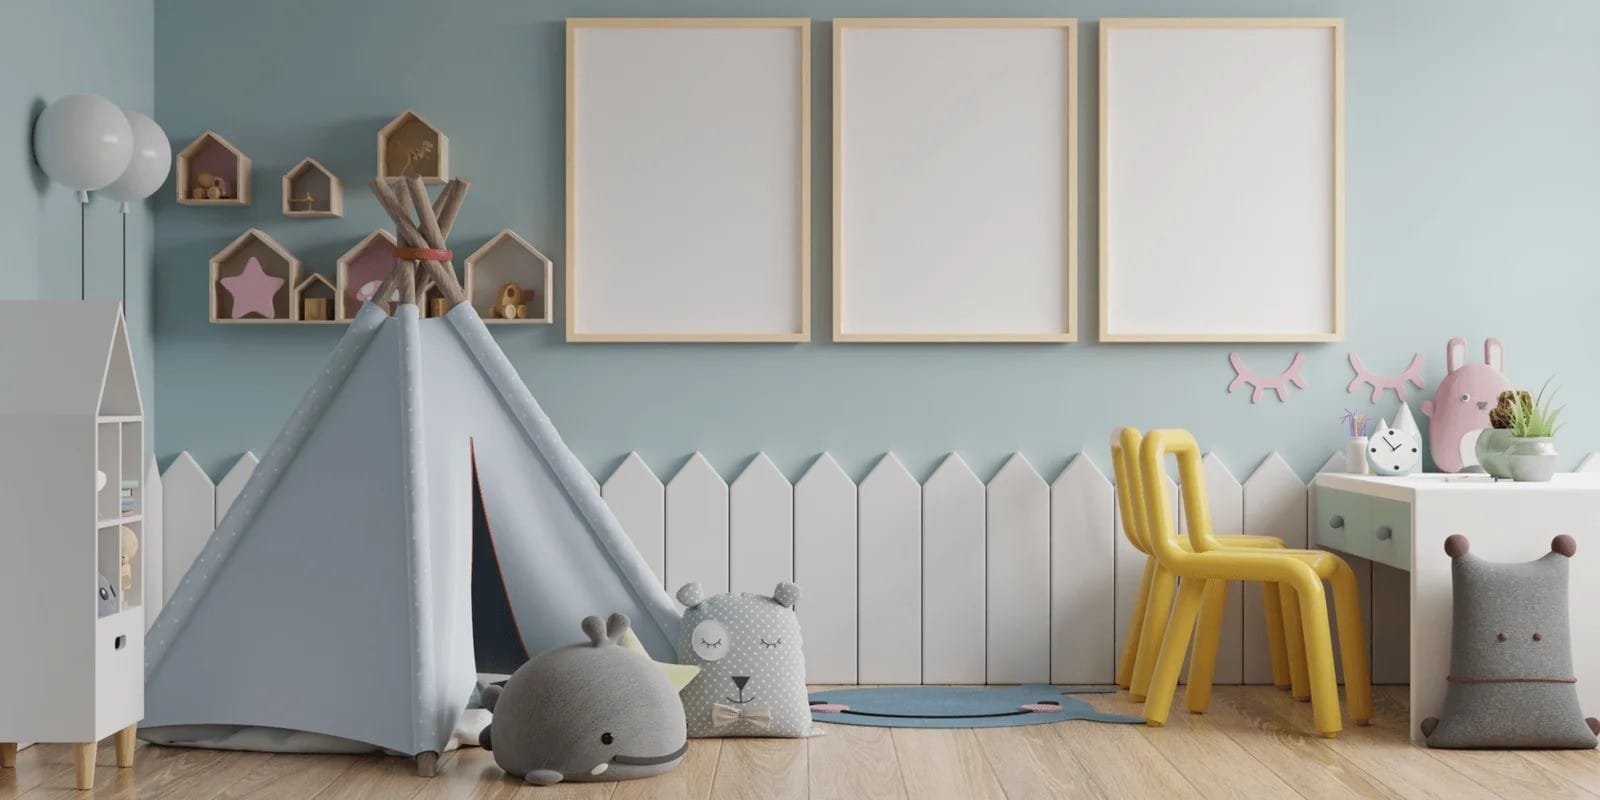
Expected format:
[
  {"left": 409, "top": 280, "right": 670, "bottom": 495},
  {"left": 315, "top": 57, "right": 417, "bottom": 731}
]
[
  {"left": 675, "top": 582, "right": 815, "bottom": 738},
  {"left": 1422, "top": 534, "right": 1600, "bottom": 749}
]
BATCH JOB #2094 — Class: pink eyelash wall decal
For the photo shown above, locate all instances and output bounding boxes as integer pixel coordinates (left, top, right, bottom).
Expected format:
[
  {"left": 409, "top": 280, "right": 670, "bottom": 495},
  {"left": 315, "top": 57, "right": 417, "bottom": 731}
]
[
  {"left": 1228, "top": 351, "right": 1307, "bottom": 403},
  {"left": 1347, "top": 352, "right": 1426, "bottom": 402}
]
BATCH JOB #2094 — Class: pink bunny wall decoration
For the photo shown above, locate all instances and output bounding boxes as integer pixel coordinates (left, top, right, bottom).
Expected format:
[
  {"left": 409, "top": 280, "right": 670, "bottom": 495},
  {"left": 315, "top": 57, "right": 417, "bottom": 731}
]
[{"left": 1420, "top": 338, "right": 1511, "bottom": 472}]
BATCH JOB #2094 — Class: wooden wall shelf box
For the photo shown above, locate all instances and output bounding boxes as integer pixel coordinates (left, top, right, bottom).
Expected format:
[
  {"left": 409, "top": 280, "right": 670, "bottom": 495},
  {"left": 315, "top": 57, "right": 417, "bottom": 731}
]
[
  {"left": 281, "top": 158, "right": 343, "bottom": 218},
  {"left": 336, "top": 229, "right": 398, "bottom": 320},
  {"left": 464, "top": 229, "right": 553, "bottom": 324},
  {"left": 176, "top": 131, "right": 251, "bottom": 206},
  {"left": 209, "top": 228, "right": 301, "bottom": 324},
  {"left": 377, "top": 110, "right": 449, "bottom": 184}
]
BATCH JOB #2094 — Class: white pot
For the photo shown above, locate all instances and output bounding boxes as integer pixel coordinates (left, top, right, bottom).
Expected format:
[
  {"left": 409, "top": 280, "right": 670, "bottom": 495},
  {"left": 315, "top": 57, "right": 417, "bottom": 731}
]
[{"left": 1507, "top": 437, "right": 1559, "bottom": 482}]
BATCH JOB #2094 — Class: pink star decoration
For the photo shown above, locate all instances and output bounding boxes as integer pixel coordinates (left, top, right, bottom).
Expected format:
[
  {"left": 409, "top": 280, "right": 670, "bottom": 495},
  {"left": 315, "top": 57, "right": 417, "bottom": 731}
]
[{"left": 220, "top": 257, "right": 285, "bottom": 319}]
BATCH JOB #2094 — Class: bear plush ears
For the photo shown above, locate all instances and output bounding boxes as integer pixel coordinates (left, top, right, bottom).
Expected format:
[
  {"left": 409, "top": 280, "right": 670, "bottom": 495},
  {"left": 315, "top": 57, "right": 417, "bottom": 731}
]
[
  {"left": 1444, "top": 534, "right": 1576, "bottom": 560},
  {"left": 580, "top": 613, "right": 630, "bottom": 647},
  {"left": 677, "top": 583, "right": 706, "bottom": 609},
  {"left": 677, "top": 582, "right": 800, "bottom": 609}
]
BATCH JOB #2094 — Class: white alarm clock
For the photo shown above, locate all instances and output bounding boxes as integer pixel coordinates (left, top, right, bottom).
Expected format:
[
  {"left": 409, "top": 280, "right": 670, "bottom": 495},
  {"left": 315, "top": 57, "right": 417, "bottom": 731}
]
[{"left": 1368, "top": 417, "right": 1422, "bottom": 476}]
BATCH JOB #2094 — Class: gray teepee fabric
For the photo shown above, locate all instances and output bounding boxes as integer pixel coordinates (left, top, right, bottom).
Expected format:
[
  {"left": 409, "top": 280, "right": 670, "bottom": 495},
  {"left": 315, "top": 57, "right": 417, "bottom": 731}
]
[{"left": 142, "top": 302, "right": 679, "bottom": 757}]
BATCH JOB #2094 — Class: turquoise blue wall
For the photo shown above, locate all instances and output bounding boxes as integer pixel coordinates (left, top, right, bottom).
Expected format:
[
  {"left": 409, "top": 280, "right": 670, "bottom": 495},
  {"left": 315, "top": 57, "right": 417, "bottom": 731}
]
[
  {"left": 152, "top": 0, "right": 1600, "bottom": 483},
  {"left": 4, "top": 0, "right": 156, "bottom": 429}
]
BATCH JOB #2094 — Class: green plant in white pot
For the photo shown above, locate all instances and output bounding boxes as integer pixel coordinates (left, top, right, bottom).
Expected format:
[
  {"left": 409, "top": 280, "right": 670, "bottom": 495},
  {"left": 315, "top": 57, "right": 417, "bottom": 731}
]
[{"left": 1506, "top": 379, "right": 1564, "bottom": 482}]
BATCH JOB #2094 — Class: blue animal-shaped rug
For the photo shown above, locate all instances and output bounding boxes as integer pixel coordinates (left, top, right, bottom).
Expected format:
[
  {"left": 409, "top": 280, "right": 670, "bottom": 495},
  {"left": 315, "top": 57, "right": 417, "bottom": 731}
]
[{"left": 807, "top": 685, "right": 1141, "bottom": 729}]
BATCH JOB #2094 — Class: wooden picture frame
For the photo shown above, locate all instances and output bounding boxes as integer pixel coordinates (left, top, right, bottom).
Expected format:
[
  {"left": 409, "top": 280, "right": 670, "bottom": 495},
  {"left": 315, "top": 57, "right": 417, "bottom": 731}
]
[
  {"left": 832, "top": 18, "right": 1078, "bottom": 343},
  {"left": 1099, "top": 18, "right": 1345, "bottom": 343},
  {"left": 566, "top": 18, "right": 811, "bottom": 342}
]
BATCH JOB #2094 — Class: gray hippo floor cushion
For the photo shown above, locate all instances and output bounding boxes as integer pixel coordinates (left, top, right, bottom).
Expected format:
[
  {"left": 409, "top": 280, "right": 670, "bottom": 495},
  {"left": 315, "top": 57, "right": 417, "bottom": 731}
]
[
  {"left": 1423, "top": 534, "right": 1600, "bottom": 749},
  {"left": 676, "top": 582, "right": 817, "bottom": 738},
  {"left": 480, "top": 614, "right": 689, "bottom": 785}
]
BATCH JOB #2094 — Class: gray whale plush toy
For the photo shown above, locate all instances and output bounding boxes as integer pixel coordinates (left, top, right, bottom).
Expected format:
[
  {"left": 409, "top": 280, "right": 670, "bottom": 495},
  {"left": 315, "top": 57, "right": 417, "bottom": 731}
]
[{"left": 481, "top": 614, "right": 689, "bottom": 785}]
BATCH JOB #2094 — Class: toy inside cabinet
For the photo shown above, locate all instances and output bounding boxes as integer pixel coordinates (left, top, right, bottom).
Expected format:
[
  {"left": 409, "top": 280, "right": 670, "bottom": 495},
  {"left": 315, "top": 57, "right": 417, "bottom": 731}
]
[{"left": 0, "top": 302, "right": 145, "bottom": 789}]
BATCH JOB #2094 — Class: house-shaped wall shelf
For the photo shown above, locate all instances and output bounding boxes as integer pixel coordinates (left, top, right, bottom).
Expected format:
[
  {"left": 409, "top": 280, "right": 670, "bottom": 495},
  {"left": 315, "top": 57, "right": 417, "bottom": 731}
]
[
  {"left": 464, "top": 229, "right": 552, "bottom": 325},
  {"left": 209, "top": 229, "right": 300, "bottom": 324},
  {"left": 377, "top": 110, "right": 449, "bottom": 184},
  {"left": 281, "top": 158, "right": 342, "bottom": 218},
  {"left": 336, "top": 229, "right": 398, "bottom": 320},
  {"left": 0, "top": 301, "right": 147, "bottom": 788},
  {"left": 176, "top": 131, "right": 251, "bottom": 206},
  {"left": 293, "top": 273, "right": 338, "bottom": 324}
]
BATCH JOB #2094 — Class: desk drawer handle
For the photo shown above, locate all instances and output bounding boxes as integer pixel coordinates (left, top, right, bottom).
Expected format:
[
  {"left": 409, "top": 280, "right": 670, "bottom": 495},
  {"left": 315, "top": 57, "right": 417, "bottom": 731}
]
[
  {"left": 1328, "top": 515, "right": 1345, "bottom": 529},
  {"left": 1375, "top": 525, "right": 1394, "bottom": 541}
]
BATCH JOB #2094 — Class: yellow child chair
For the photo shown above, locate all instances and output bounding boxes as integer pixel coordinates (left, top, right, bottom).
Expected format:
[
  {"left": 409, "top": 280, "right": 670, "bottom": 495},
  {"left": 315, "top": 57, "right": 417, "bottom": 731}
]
[
  {"left": 1108, "top": 428, "right": 1292, "bottom": 699},
  {"left": 1139, "top": 429, "right": 1372, "bottom": 737}
]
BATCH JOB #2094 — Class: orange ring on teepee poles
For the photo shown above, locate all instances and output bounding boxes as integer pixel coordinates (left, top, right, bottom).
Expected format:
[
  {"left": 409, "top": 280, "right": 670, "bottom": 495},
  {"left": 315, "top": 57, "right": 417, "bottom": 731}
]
[{"left": 393, "top": 247, "right": 452, "bottom": 261}]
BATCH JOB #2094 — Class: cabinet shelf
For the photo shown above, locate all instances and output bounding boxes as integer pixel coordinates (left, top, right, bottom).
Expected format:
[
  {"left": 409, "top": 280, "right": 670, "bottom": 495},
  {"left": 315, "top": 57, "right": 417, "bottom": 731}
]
[{"left": 0, "top": 301, "right": 146, "bottom": 755}]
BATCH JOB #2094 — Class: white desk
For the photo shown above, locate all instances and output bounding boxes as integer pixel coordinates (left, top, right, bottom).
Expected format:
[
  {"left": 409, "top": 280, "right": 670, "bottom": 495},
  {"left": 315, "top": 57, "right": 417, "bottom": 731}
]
[{"left": 1312, "top": 472, "right": 1600, "bottom": 742}]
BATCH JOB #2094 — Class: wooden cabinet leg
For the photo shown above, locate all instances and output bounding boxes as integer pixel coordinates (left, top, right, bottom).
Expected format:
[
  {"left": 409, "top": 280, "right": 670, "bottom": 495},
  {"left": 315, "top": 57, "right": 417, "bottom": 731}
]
[
  {"left": 416, "top": 751, "right": 439, "bottom": 777},
  {"left": 115, "top": 724, "right": 136, "bottom": 768},
  {"left": 73, "top": 742, "right": 95, "bottom": 790},
  {"left": 0, "top": 742, "right": 17, "bottom": 768}
]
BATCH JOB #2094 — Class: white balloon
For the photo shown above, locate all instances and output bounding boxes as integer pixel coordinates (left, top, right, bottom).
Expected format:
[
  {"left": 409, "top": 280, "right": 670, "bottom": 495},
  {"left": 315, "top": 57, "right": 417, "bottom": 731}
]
[
  {"left": 102, "top": 110, "right": 171, "bottom": 206},
  {"left": 33, "top": 94, "right": 134, "bottom": 193}
]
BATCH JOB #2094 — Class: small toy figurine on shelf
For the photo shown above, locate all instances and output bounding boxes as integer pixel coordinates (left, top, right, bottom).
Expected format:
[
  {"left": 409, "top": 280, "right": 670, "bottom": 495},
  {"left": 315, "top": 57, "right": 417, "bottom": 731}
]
[
  {"left": 97, "top": 574, "right": 119, "bottom": 617},
  {"left": 119, "top": 526, "right": 138, "bottom": 609},
  {"left": 190, "top": 171, "right": 233, "bottom": 201},
  {"left": 303, "top": 297, "right": 331, "bottom": 321},
  {"left": 495, "top": 282, "right": 536, "bottom": 320},
  {"left": 399, "top": 141, "right": 435, "bottom": 176}
]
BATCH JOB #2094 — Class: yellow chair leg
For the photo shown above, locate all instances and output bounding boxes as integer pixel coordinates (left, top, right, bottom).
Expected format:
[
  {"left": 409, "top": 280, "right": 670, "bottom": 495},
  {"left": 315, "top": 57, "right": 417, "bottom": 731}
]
[
  {"left": 1185, "top": 579, "right": 1228, "bottom": 713},
  {"left": 1117, "top": 558, "right": 1156, "bottom": 689},
  {"left": 1144, "top": 578, "right": 1207, "bottom": 727},
  {"left": 1291, "top": 577, "right": 1343, "bottom": 738},
  {"left": 1280, "top": 587, "right": 1310, "bottom": 700},
  {"left": 1130, "top": 566, "right": 1177, "bottom": 700},
  {"left": 1260, "top": 581, "right": 1290, "bottom": 688},
  {"left": 1330, "top": 564, "right": 1374, "bottom": 726}
]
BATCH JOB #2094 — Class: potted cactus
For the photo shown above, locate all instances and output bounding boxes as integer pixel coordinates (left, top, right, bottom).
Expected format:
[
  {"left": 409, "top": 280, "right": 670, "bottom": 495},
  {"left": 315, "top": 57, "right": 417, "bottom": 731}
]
[
  {"left": 1505, "top": 380, "right": 1564, "bottom": 482},
  {"left": 1475, "top": 390, "right": 1529, "bottom": 479}
]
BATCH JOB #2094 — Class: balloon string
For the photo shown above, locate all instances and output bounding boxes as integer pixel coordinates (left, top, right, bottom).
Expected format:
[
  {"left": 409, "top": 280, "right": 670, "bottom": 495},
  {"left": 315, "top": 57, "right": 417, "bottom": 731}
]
[
  {"left": 80, "top": 202, "right": 86, "bottom": 301},
  {"left": 122, "top": 213, "right": 127, "bottom": 310}
]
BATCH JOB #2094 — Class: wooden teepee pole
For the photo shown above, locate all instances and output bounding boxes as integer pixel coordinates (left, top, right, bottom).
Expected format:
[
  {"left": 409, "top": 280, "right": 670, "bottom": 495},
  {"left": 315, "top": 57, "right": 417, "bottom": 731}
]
[{"left": 368, "top": 178, "right": 468, "bottom": 307}]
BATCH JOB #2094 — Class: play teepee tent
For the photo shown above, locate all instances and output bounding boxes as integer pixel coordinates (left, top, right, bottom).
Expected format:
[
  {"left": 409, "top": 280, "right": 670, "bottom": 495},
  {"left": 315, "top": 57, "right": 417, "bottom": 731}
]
[{"left": 142, "top": 177, "right": 679, "bottom": 773}]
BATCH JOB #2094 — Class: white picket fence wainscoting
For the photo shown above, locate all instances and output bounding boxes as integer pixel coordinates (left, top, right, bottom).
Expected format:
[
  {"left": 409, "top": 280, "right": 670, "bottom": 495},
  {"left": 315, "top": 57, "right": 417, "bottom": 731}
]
[{"left": 148, "top": 449, "right": 1600, "bottom": 685}]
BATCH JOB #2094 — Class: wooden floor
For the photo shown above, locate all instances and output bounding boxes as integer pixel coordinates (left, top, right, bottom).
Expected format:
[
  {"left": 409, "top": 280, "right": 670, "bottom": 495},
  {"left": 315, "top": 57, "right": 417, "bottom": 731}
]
[{"left": 3, "top": 686, "right": 1597, "bottom": 799}]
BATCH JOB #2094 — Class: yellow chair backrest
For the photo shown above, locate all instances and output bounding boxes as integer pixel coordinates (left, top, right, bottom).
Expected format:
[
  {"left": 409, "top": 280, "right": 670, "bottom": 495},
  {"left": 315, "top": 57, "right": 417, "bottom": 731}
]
[
  {"left": 1139, "top": 429, "right": 1223, "bottom": 562},
  {"left": 1109, "top": 427, "right": 1151, "bottom": 555}
]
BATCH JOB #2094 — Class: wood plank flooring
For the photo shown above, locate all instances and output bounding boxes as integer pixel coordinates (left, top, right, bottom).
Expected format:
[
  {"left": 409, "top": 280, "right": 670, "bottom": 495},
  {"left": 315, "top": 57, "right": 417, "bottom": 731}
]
[{"left": 4, "top": 687, "right": 1597, "bottom": 799}]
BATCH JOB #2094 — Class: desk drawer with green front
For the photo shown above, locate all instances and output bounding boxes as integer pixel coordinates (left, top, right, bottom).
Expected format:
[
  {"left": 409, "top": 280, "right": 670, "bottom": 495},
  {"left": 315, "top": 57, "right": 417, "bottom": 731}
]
[{"left": 1314, "top": 486, "right": 1413, "bottom": 571}]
